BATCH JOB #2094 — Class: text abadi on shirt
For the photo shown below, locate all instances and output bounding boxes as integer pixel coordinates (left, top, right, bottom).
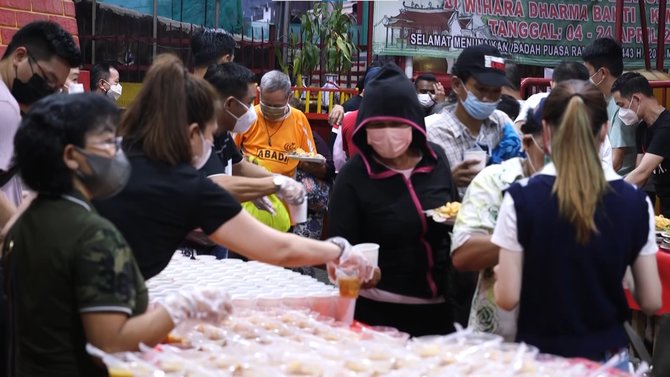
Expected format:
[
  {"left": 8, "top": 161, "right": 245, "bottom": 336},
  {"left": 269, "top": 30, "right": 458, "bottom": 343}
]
[{"left": 257, "top": 148, "right": 289, "bottom": 164}]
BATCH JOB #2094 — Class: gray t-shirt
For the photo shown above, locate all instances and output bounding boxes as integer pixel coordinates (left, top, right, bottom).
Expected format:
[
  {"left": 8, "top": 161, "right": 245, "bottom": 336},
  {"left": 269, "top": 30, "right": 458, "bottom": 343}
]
[
  {"left": 607, "top": 96, "right": 637, "bottom": 176},
  {"left": 0, "top": 78, "right": 22, "bottom": 206}
]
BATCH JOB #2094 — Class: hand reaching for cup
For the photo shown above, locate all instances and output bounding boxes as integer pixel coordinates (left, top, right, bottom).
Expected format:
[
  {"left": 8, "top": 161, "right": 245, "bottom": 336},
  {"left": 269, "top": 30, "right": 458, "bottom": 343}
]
[
  {"left": 274, "top": 175, "right": 306, "bottom": 205},
  {"left": 325, "top": 237, "right": 377, "bottom": 285}
]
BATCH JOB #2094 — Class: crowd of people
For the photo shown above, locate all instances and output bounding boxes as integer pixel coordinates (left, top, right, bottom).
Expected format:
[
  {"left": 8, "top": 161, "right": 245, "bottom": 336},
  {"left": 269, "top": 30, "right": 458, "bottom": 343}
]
[{"left": 0, "top": 20, "right": 665, "bottom": 376}]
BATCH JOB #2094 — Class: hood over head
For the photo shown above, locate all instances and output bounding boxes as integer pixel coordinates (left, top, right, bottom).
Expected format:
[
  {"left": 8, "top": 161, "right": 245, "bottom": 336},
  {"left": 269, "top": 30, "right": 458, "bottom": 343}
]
[{"left": 352, "top": 63, "right": 437, "bottom": 174}]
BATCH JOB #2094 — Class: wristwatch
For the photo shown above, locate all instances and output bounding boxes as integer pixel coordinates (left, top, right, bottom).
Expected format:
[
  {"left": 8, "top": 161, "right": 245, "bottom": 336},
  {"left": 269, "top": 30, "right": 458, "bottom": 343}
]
[
  {"left": 326, "top": 236, "right": 348, "bottom": 260},
  {"left": 272, "top": 174, "right": 287, "bottom": 192}
]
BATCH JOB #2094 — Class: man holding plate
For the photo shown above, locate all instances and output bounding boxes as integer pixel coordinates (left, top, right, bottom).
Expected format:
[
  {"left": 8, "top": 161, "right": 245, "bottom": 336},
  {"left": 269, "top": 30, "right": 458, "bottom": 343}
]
[{"left": 234, "top": 70, "right": 322, "bottom": 178}]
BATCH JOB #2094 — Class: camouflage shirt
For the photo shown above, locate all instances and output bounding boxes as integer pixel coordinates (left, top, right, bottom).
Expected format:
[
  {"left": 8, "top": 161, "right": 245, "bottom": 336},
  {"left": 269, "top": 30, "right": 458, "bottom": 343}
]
[{"left": 3, "top": 191, "right": 148, "bottom": 377}]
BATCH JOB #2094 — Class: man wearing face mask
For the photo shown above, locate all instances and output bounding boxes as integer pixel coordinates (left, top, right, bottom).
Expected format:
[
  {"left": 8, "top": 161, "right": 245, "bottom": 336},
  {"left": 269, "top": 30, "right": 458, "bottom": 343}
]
[
  {"left": 234, "top": 70, "right": 318, "bottom": 178},
  {"left": 450, "top": 104, "right": 546, "bottom": 341},
  {"left": 0, "top": 21, "right": 80, "bottom": 218},
  {"left": 615, "top": 72, "right": 670, "bottom": 215},
  {"left": 426, "top": 45, "right": 519, "bottom": 198},
  {"left": 201, "top": 63, "right": 305, "bottom": 208},
  {"left": 90, "top": 62, "right": 122, "bottom": 102},
  {"left": 415, "top": 73, "right": 447, "bottom": 116},
  {"left": 582, "top": 37, "right": 635, "bottom": 176}
]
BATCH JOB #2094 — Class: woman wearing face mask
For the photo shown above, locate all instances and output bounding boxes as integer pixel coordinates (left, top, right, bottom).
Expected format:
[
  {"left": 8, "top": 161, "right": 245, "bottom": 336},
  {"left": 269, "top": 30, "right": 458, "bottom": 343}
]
[
  {"left": 492, "top": 80, "right": 661, "bottom": 364},
  {"left": 3, "top": 93, "right": 233, "bottom": 377},
  {"left": 329, "top": 64, "right": 458, "bottom": 337},
  {"left": 94, "top": 54, "right": 376, "bottom": 284}
]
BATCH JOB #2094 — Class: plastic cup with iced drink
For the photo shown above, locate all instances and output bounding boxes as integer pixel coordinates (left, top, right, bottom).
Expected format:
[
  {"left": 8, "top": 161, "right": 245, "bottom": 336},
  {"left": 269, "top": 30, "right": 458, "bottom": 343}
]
[{"left": 336, "top": 266, "right": 361, "bottom": 298}]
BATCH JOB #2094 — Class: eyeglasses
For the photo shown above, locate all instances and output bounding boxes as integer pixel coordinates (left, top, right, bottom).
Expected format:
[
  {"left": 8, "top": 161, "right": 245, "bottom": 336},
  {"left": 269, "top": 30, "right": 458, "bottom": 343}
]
[
  {"left": 87, "top": 138, "right": 121, "bottom": 153},
  {"left": 28, "top": 53, "right": 59, "bottom": 90},
  {"left": 417, "top": 89, "right": 436, "bottom": 94}
]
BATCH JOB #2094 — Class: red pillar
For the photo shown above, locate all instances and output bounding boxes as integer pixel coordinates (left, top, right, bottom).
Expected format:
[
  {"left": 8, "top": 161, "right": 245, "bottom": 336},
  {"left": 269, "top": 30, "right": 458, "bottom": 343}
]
[
  {"left": 615, "top": 0, "right": 624, "bottom": 42},
  {"left": 639, "top": 0, "right": 651, "bottom": 70}
]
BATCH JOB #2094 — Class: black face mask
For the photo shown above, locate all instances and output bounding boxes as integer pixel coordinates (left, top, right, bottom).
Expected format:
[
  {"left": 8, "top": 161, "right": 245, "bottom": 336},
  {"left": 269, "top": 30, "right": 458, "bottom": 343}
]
[
  {"left": 75, "top": 148, "right": 132, "bottom": 200},
  {"left": 11, "top": 59, "right": 57, "bottom": 105}
]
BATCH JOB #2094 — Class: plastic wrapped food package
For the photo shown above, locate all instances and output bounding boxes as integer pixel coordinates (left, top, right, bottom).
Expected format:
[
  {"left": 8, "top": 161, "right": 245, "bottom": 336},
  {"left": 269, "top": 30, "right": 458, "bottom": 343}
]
[
  {"left": 92, "top": 306, "right": 630, "bottom": 376},
  {"left": 103, "top": 253, "right": 632, "bottom": 376}
]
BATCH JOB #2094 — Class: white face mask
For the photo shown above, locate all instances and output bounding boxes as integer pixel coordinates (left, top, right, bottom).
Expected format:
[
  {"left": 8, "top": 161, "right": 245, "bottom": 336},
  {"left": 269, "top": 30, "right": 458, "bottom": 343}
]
[
  {"left": 68, "top": 83, "right": 84, "bottom": 94},
  {"left": 228, "top": 97, "right": 258, "bottom": 133},
  {"left": 106, "top": 83, "right": 123, "bottom": 101},
  {"left": 417, "top": 93, "right": 434, "bottom": 108},
  {"left": 193, "top": 131, "right": 213, "bottom": 170},
  {"left": 617, "top": 97, "right": 642, "bottom": 126},
  {"left": 589, "top": 69, "right": 604, "bottom": 87}
]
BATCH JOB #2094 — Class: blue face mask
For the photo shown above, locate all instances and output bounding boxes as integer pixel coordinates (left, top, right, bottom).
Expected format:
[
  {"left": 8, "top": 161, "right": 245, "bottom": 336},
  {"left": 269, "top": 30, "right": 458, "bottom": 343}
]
[{"left": 461, "top": 88, "right": 500, "bottom": 120}]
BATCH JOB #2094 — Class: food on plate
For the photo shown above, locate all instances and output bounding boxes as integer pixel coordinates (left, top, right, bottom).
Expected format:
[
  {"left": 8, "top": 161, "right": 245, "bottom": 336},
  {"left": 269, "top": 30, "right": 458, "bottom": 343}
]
[
  {"left": 435, "top": 202, "right": 461, "bottom": 218},
  {"left": 108, "top": 368, "right": 134, "bottom": 377},
  {"left": 657, "top": 215, "right": 670, "bottom": 231},
  {"left": 291, "top": 148, "right": 325, "bottom": 160}
]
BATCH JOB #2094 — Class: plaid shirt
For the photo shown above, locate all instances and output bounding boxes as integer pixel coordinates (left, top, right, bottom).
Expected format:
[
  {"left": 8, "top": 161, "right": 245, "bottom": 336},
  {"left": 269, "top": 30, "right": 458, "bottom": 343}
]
[{"left": 426, "top": 105, "right": 507, "bottom": 197}]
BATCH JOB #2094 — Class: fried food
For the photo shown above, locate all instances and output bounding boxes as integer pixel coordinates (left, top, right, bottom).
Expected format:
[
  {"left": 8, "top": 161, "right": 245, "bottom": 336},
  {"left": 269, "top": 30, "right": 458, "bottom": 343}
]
[
  {"left": 656, "top": 215, "right": 670, "bottom": 231},
  {"left": 435, "top": 202, "right": 461, "bottom": 218},
  {"left": 293, "top": 148, "right": 315, "bottom": 157}
]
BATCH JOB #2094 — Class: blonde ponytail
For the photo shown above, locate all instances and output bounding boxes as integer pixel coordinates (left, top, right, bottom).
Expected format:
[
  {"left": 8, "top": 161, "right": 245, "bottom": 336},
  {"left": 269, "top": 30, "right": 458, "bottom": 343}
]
[{"left": 551, "top": 95, "right": 608, "bottom": 245}]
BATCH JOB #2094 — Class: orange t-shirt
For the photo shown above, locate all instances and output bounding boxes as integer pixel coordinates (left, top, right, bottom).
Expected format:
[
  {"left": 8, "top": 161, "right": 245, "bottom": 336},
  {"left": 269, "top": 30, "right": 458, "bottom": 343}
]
[{"left": 234, "top": 105, "right": 316, "bottom": 177}]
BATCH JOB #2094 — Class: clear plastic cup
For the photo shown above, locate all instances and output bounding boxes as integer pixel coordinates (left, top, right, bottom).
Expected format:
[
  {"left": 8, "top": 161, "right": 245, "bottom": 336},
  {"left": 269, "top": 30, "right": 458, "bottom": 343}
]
[
  {"left": 463, "top": 150, "right": 487, "bottom": 172},
  {"left": 288, "top": 199, "right": 308, "bottom": 224},
  {"left": 353, "top": 243, "right": 380, "bottom": 266},
  {"left": 335, "top": 267, "right": 361, "bottom": 298}
]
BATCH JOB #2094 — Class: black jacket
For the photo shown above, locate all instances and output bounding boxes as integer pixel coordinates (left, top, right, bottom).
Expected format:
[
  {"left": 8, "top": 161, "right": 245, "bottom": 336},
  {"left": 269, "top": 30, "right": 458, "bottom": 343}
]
[{"left": 328, "top": 64, "right": 458, "bottom": 298}]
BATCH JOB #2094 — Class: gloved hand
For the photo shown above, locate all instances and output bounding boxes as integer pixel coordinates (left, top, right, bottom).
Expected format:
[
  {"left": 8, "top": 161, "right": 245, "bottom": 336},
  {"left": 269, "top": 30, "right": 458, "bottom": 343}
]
[
  {"left": 157, "top": 287, "right": 233, "bottom": 326},
  {"left": 251, "top": 196, "right": 276, "bottom": 215},
  {"left": 325, "top": 237, "right": 375, "bottom": 284},
  {"left": 274, "top": 175, "right": 306, "bottom": 205}
]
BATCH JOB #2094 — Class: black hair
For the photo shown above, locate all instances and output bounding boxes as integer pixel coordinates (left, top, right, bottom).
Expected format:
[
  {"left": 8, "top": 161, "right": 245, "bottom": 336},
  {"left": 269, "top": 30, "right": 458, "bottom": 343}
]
[
  {"left": 581, "top": 37, "right": 624, "bottom": 77},
  {"left": 203, "top": 62, "right": 255, "bottom": 99},
  {"left": 415, "top": 73, "right": 437, "bottom": 85},
  {"left": 496, "top": 94, "right": 520, "bottom": 120},
  {"left": 611, "top": 71, "right": 654, "bottom": 98},
  {"left": 505, "top": 62, "right": 521, "bottom": 90},
  {"left": 14, "top": 93, "right": 120, "bottom": 195},
  {"left": 90, "top": 62, "right": 114, "bottom": 91},
  {"left": 451, "top": 64, "right": 472, "bottom": 84},
  {"left": 2, "top": 21, "right": 80, "bottom": 66},
  {"left": 191, "top": 29, "right": 236, "bottom": 68},
  {"left": 552, "top": 60, "right": 590, "bottom": 83},
  {"left": 357, "top": 64, "right": 382, "bottom": 92},
  {"left": 521, "top": 107, "right": 542, "bottom": 135}
]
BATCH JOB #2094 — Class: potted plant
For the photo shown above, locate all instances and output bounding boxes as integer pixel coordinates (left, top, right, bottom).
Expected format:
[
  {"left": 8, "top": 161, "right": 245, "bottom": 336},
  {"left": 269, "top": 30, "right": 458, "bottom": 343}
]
[{"left": 276, "top": 1, "right": 357, "bottom": 109}]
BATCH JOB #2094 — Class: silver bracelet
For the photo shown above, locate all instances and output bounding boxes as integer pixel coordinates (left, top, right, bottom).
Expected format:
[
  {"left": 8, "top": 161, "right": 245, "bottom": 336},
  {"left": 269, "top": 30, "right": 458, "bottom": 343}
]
[{"left": 326, "top": 236, "right": 347, "bottom": 260}]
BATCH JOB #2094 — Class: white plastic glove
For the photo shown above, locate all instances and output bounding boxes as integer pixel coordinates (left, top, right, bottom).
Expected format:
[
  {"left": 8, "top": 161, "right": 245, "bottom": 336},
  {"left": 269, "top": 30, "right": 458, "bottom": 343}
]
[
  {"left": 251, "top": 196, "right": 276, "bottom": 215},
  {"left": 157, "top": 287, "right": 233, "bottom": 326},
  {"left": 274, "top": 175, "right": 306, "bottom": 205},
  {"left": 325, "top": 237, "right": 375, "bottom": 284}
]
